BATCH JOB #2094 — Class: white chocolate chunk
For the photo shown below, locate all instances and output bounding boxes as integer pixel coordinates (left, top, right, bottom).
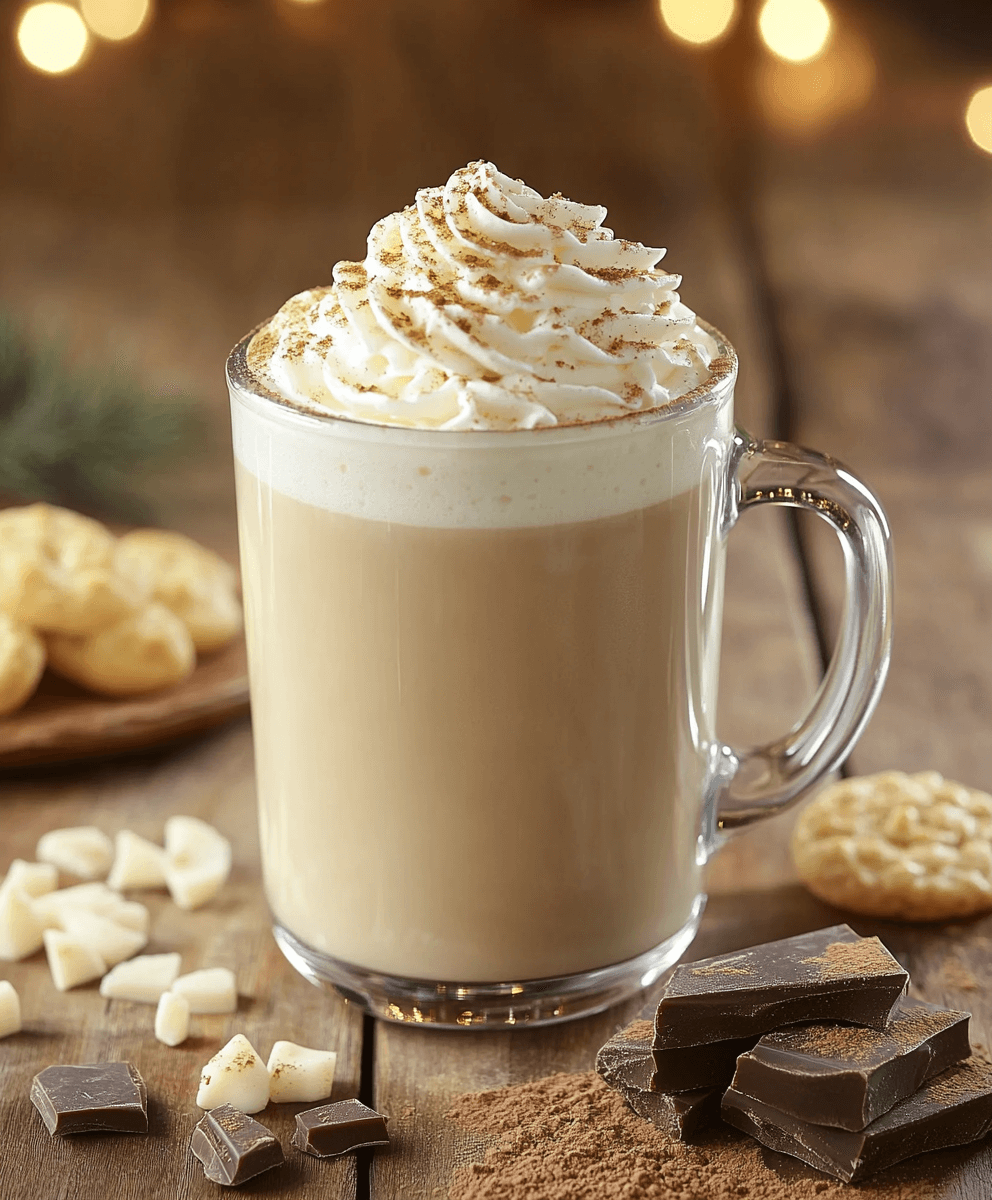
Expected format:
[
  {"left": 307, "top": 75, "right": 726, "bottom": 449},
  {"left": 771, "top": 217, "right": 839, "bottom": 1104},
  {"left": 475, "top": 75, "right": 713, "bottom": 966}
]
[
  {"left": 61, "top": 909, "right": 148, "bottom": 967},
  {"left": 0, "top": 884, "right": 46, "bottom": 961},
  {"left": 172, "top": 966, "right": 237, "bottom": 1014},
  {"left": 36, "top": 826, "right": 114, "bottom": 880},
  {"left": 100, "top": 952, "right": 182, "bottom": 1003},
  {"left": 0, "top": 980, "right": 22, "bottom": 1038},
  {"left": 196, "top": 1033, "right": 269, "bottom": 1113},
  {"left": 33, "top": 883, "right": 150, "bottom": 935},
  {"left": 154, "top": 991, "right": 190, "bottom": 1046},
  {"left": 107, "top": 830, "right": 167, "bottom": 891},
  {"left": 163, "top": 816, "right": 232, "bottom": 911},
  {"left": 43, "top": 929, "right": 106, "bottom": 991},
  {"left": 266, "top": 1041, "right": 337, "bottom": 1103},
  {"left": 2, "top": 859, "right": 58, "bottom": 898}
]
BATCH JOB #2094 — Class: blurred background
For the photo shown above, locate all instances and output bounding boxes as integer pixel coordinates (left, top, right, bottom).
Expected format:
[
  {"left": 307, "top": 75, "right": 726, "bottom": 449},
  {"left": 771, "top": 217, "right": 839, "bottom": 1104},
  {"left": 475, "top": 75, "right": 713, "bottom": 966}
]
[{"left": 1, "top": 0, "right": 991, "bottom": 775}]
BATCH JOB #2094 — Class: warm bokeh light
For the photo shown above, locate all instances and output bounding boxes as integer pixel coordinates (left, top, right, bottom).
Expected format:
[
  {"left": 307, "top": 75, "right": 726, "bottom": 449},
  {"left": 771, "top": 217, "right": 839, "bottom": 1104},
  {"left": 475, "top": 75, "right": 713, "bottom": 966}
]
[
  {"left": 80, "top": 0, "right": 152, "bottom": 40},
  {"left": 659, "top": 0, "right": 736, "bottom": 46},
  {"left": 16, "top": 2, "right": 88, "bottom": 73},
  {"left": 965, "top": 85, "right": 992, "bottom": 155},
  {"left": 758, "top": 0, "right": 831, "bottom": 63},
  {"left": 756, "top": 24, "right": 874, "bottom": 138}
]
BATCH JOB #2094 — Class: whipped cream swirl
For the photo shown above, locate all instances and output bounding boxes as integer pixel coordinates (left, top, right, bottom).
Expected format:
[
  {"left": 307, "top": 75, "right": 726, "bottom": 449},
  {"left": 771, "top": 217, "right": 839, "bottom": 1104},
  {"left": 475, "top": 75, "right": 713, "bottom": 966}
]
[{"left": 248, "top": 162, "right": 718, "bottom": 430}]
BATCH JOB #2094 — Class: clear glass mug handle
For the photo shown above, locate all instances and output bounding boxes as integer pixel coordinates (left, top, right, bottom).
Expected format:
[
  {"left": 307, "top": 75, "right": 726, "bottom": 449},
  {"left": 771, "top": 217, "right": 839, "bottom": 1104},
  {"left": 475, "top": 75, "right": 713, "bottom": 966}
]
[{"left": 706, "top": 430, "right": 894, "bottom": 848}]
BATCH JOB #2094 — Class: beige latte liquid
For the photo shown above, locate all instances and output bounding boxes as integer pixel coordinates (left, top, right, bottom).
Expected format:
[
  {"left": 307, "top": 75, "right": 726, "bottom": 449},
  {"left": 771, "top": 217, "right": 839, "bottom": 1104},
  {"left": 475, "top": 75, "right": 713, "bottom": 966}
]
[{"left": 235, "top": 450, "right": 724, "bottom": 981}]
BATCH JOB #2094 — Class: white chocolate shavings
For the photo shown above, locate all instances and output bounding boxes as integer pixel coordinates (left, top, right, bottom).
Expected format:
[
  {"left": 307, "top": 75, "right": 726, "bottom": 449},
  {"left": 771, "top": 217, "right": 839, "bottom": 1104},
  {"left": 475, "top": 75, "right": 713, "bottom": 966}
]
[
  {"left": 60, "top": 909, "right": 148, "bottom": 967},
  {"left": 0, "top": 884, "right": 45, "bottom": 961},
  {"left": 0, "top": 980, "right": 21, "bottom": 1038},
  {"left": 1, "top": 859, "right": 57, "bottom": 898},
  {"left": 36, "top": 826, "right": 113, "bottom": 880},
  {"left": 155, "top": 990, "right": 190, "bottom": 1047},
  {"left": 100, "top": 952, "right": 182, "bottom": 1003},
  {"left": 172, "top": 967, "right": 238, "bottom": 1014},
  {"left": 792, "top": 770, "right": 992, "bottom": 921},
  {"left": 107, "top": 830, "right": 167, "bottom": 891},
  {"left": 43, "top": 928, "right": 106, "bottom": 991},
  {"left": 266, "top": 1041, "right": 337, "bottom": 1104},
  {"left": 163, "top": 816, "right": 232, "bottom": 911},
  {"left": 196, "top": 1033, "right": 270, "bottom": 1113}
]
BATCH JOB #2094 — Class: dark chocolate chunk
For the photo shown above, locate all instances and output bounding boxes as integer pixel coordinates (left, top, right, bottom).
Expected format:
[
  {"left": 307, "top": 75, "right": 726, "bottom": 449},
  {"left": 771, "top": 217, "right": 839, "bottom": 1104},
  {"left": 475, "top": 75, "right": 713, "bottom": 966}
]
[
  {"left": 654, "top": 925, "right": 908, "bottom": 1050},
  {"left": 730, "top": 996, "right": 971, "bottom": 1131},
  {"left": 596, "top": 1019, "right": 721, "bottom": 1140},
  {"left": 190, "top": 1104, "right": 284, "bottom": 1187},
  {"left": 292, "top": 1098, "right": 389, "bottom": 1158},
  {"left": 30, "top": 1063, "right": 148, "bottom": 1136},
  {"left": 721, "top": 1057, "right": 992, "bottom": 1183},
  {"left": 653, "top": 1034, "right": 762, "bottom": 1092}
]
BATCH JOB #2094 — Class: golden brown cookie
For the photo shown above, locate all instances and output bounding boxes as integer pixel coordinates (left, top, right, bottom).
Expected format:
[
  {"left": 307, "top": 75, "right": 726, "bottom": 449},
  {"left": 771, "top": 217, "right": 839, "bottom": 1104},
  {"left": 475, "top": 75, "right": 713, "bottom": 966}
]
[
  {"left": 0, "top": 613, "right": 46, "bottom": 717},
  {"left": 0, "top": 503, "right": 139, "bottom": 635},
  {"left": 792, "top": 770, "right": 992, "bottom": 922},
  {"left": 46, "top": 602, "right": 196, "bottom": 697},
  {"left": 114, "top": 530, "right": 242, "bottom": 653}
]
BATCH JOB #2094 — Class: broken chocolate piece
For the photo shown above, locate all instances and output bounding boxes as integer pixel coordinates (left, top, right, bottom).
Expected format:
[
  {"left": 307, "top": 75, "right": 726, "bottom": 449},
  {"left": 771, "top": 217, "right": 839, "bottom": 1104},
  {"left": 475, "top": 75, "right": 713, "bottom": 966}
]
[
  {"left": 30, "top": 1062, "right": 148, "bottom": 1135},
  {"left": 731, "top": 996, "right": 971, "bottom": 1131},
  {"left": 596, "top": 1019, "right": 721, "bottom": 1140},
  {"left": 190, "top": 1104, "right": 284, "bottom": 1186},
  {"left": 721, "top": 1057, "right": 992, "bottom": 1183},
  {"left": 653, "top": 1034, "right": 762, "bottom": 1092},
  {"left": 654, "top": 925, "right": 908, "bottom": 1049},
  {"left": 292, "top": 1098, "right": 389, "bottom": 1158}
]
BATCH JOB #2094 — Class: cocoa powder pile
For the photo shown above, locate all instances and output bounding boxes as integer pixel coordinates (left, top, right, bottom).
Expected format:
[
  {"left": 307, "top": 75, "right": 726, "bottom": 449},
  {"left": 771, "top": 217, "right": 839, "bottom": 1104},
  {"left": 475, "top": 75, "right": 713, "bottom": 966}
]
[{"left": 446, "top": 1071, "right": 942, "bottom": 1199}]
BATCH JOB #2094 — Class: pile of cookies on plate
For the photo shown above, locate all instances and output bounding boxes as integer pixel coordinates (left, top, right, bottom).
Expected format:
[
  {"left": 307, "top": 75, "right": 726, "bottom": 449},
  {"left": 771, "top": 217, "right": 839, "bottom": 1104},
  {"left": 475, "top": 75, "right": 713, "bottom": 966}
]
[{"left": 0, "top": 503, "right": 242, "bottom": 715}]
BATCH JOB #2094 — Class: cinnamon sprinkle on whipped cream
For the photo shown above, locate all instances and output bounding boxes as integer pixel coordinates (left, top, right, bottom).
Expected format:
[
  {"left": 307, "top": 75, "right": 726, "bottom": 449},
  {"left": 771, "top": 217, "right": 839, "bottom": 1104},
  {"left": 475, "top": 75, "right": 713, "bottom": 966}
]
[{"left": 247, "top": 161, "right": 718, "bottom": 430}]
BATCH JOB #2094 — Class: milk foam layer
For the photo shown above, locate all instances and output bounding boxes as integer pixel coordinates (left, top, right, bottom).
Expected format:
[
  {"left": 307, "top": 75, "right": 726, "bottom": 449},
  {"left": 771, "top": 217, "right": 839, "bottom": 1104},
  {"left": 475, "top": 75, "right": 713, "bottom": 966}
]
[
  {"left": 247, "top": 161, "right": 718, "bottom": 431},
  {"left": 231, "top": 384, "right": 734, "bottom": 529}
]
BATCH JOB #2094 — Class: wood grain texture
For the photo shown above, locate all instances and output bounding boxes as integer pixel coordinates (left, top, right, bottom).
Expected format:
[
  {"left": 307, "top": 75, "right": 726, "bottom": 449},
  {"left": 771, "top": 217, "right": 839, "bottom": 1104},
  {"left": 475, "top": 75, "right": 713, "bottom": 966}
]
[
  {"left": 0, "top": 722, "right": 365, "bottom": 1200},
  {"left": 0, "top": 638, "right": 249, "bottom": 770}
]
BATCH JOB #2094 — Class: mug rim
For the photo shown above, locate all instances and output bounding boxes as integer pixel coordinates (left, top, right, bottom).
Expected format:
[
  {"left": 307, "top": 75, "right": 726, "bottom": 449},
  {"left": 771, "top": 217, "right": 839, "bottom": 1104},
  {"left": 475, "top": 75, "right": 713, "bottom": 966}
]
[{"left": 226, "top": 317, "right": 737, "bottom": 443}]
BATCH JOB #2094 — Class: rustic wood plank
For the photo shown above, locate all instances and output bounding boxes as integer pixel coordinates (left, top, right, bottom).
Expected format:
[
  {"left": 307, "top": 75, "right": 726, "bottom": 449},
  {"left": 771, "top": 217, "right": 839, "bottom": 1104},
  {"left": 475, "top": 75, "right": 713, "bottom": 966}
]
[{"left": 0, "top": 721, "right": 365, "bottom": 1200}]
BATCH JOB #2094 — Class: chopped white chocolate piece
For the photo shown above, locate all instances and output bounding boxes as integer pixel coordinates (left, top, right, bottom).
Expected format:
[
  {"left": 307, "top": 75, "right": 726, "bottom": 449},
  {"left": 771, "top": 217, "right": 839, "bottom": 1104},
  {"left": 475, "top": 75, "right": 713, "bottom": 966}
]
[
  {"left": 155, "top": 991, "right": 190, "bottom": 1046},
  {"left": 0, "top": 884, "right": 46, "bottom": 961},
  {"left": 2, "top": 859, "right": 58, "bottom": 898},
  {"left": 61, "top": 910, "right": 147, "bottom": 967},
  {"left": 172, "top": 966, "right": 238, "bottom": 1014},
  {"left": 0, "top": 980, "right": 21, "bottom": 1038},
  {"left": 36, "top": 826, "right": 114, "bottom": 880},
  {"left": 163, "top": 816, "right": 231, "bottom": 910},
  {"left": 43, "top": 929, "right": 106, "bottom": 991},
  {"left": 196, "top": 1033, "right": 269, "bottom": 1113},
  {"left": 107, "top": 830, "right": 167, "bottom": 891},
  {"left": 33, "top": 883, "right": 149, "bottom": 935},
  {"left": 100, "top": 952, "right": 182, "bottom": 1003},
  {"left": 266, "top": 1041, "right": 337, "bottom": 1103}
]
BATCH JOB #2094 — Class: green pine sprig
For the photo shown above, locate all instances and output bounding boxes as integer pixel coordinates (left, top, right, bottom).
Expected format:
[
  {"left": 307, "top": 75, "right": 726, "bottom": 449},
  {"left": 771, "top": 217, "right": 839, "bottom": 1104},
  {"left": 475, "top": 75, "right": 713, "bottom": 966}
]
[{"left": 0, "top": 313, "right": 199, "bottom": 522}]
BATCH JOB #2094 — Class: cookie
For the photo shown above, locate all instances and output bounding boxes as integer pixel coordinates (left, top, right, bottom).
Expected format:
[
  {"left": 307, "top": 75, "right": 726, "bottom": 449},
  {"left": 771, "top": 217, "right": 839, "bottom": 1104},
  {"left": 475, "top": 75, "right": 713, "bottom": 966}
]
[
  {"left": 0, "top": 503, "right": 139, "bottom": 635},
  {"left": 792, "top": 770, "right": 992, "bottom": 922},
  {"left": 0, "top": 613, "right": 46, "bottom": 717},
  {"left": 114, "top": 530, "right": 242, "bottom": 653},
  {"left": 46, "top": 603, "right": 196, "bottom": 696}
]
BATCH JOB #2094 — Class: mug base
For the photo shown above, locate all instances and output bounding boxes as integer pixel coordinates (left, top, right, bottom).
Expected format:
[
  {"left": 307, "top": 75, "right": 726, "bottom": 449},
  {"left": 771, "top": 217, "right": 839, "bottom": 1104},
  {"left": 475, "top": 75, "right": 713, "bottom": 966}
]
[{"left": 272, "top": 894, "right": 705, "bottom": 1029}]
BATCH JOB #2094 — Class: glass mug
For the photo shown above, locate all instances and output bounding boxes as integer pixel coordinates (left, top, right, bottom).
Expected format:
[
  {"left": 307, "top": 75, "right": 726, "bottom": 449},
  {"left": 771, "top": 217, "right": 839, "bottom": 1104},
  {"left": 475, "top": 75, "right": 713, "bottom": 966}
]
[{"left": 227, "top": 322, "right": 892, "bottom": 1028}]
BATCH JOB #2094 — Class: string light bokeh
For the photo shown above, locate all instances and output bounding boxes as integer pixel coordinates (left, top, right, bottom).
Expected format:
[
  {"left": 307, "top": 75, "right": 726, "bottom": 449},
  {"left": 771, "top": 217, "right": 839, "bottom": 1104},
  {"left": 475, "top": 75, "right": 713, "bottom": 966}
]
[
  {"left": 80, "top": 0, "right": 152, "bottom": 41},
  {"left": 966, "top": 85, "right": 992, "bottom": 155},
  {"left": 758, "top": 0, "right": 832, "bottom": 64},
  {"left": 16, "top": 2, "right": 89, "bottom": 73},
  {"left": 658, "top": 0, "right": 736, "bottom": 47}
]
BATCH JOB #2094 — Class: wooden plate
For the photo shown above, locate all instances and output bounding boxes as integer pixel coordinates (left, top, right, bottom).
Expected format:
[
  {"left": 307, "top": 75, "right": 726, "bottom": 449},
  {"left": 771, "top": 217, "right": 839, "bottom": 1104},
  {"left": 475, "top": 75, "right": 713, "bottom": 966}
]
[{"left": 0, "top": 636, "right": 250, "bottom": 769}]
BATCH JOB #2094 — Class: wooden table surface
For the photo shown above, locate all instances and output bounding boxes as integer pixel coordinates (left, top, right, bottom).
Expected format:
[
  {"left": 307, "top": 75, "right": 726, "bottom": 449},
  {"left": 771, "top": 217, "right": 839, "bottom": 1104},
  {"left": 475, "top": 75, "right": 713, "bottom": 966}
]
[{"left": 1, "top": 0, "right": 990, "bottom": 1195}]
